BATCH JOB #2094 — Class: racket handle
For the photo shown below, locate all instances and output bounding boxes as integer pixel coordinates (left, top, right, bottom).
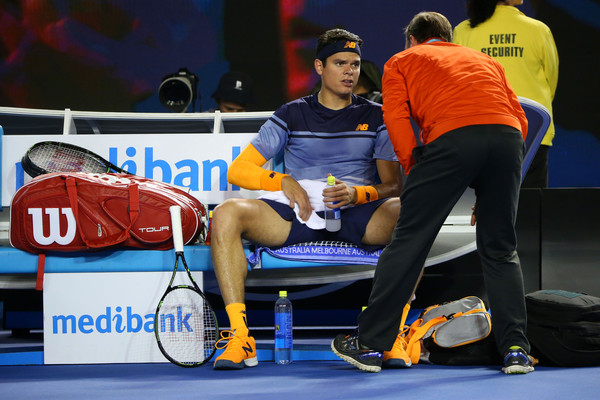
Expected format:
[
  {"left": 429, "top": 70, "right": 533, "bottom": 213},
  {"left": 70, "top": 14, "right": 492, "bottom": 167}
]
[{"left": 169, "top": 205, "right": 184, "bottom": 252}]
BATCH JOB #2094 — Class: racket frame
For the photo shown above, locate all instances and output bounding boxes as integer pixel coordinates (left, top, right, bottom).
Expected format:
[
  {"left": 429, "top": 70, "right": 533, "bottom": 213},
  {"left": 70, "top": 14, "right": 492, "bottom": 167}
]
[
  {"left": 21, "top": 140, "right": 129, "bottom": 177},
  {"left": 154, "top": 206, "right": 218, "bottom": 367}
]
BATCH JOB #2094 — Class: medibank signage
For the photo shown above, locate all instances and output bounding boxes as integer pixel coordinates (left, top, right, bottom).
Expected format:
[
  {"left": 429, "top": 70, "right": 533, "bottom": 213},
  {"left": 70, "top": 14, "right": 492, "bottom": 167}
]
[
  {"left": 106, "top": 145, "right": 241, "bottom": 192},
  {"left": 43, "top": 271, "right": 203, "bottom": 364},
  {"left": 51, "top": 306, "right": 155, "bottom": 335},
  {"left": 1, "top": 133, "right": 261, "bottom": 207},
  {"left": 52, "top": 305, "right": 195, "bottom": 335}
]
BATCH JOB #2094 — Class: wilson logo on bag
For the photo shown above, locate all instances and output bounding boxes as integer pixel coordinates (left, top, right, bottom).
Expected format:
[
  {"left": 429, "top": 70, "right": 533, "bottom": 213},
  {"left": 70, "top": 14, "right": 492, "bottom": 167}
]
[
  {"left": 28, "top": 207, "right": 77, "bottom": 246},
  {"left": 10, "top": 172, "right": 207, "bottom": 253}
]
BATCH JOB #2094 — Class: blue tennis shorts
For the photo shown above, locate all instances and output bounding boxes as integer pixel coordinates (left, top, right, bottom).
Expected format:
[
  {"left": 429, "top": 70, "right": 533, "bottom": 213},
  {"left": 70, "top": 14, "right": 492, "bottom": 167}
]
[{"left": 260, "top": 198, "right": 390, "bottom": 252}]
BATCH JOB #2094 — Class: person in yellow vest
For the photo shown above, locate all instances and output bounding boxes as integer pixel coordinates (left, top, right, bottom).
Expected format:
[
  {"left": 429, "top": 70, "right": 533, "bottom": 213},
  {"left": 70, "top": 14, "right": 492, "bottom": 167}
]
[{"left": 453, "top": 0, "right": 558, "bottom": 188}]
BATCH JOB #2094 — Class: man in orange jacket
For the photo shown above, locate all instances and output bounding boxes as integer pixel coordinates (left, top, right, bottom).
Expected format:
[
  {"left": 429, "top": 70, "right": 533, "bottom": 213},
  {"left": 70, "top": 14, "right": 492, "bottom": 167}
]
[{"left": 332, "top": 11, "right": 534, "bottom": 375}]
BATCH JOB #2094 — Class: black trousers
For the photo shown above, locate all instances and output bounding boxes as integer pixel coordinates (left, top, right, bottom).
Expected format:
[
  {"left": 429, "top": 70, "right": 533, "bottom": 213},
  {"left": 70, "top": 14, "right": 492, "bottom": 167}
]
[{"left": 358, "top": 124, "right": 530, "bottom": 355}]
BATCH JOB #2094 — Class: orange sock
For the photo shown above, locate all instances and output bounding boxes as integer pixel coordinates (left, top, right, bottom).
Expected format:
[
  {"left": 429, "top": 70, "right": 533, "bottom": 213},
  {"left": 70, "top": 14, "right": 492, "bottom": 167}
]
[{"left": 225, "top": 303, "right": 249, "bottom": 337}]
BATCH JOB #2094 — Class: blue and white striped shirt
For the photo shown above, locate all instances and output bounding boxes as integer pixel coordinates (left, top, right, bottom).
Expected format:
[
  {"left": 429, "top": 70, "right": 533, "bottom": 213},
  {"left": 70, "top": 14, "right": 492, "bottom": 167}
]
[{"left": 252, "top": 93, "right": 397, "bottom": 187}]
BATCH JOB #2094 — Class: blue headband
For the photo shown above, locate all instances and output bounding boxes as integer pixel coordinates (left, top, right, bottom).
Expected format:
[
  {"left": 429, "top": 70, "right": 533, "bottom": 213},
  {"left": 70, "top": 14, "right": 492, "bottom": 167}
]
[{"left": 316, "top": 40, "right": 361, "bottom": 61}]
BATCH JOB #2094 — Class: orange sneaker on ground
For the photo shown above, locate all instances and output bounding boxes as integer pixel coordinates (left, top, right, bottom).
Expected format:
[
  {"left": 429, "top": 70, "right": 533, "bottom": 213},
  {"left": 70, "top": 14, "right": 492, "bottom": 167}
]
[
  {"left": 213, "top": 330, "right": 258, "bottom": 370},
  {"left": 382, "top": 331, "right": 412, "bottom": 368}
]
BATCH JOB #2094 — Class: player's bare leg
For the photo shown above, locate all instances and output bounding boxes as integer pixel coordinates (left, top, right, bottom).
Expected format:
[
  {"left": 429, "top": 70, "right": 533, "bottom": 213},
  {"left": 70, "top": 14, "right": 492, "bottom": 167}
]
[{"left": 210, "top": 198, "right": 291, "bottom": 305}]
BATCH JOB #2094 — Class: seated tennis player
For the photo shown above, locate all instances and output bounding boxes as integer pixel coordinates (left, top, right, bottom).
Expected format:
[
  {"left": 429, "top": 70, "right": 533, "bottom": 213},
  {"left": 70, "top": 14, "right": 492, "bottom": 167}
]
[{"left": 210, "top": 28, "right": 404, "bottom": 370}]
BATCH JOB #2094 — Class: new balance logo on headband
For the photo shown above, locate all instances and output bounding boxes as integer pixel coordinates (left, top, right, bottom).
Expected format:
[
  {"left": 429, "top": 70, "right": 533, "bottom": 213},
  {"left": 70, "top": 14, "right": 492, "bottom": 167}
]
[{"left": 317, "top": 39, "right": 362, "bottom": 61}]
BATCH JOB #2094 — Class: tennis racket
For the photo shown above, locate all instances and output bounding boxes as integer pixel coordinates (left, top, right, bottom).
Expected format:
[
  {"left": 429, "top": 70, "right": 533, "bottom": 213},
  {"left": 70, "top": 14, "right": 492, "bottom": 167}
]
[
  {"left": 21, "top": 141, "right": 130, "bottom": 177},
  {"left": 154, "top": 205, "right": 218, "bottom": 367}
]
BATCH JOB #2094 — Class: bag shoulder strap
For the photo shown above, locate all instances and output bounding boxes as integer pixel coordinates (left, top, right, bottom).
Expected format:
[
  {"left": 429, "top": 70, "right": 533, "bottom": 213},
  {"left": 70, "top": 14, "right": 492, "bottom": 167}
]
[
  {"left": 404, "top": 307, "right": 489, "bottom": 364},
  {"left": 405, "top": 315, "right": 448, "bottom": 364},
  {"left": 35, "top": 254, "right": 46, "bottom": 291},
  {"left": 65, "top": 176, "right": 140, "bottom": 248}
]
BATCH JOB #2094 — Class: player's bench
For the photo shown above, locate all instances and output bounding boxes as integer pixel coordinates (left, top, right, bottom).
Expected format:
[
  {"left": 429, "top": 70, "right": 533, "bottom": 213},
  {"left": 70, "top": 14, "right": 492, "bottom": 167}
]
[{"left": 0, "top": 183, "right": 479, "bottom": 288}]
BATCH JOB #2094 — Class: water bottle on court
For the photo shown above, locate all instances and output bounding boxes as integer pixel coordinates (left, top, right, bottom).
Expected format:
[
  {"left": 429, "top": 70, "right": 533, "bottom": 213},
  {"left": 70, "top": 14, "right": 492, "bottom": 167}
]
[
  {"left": 274, "top": 290, "right": 293, "bottom": 364},
  {"left": 324, "top": 174, "right": 341, "bottom": 232}
]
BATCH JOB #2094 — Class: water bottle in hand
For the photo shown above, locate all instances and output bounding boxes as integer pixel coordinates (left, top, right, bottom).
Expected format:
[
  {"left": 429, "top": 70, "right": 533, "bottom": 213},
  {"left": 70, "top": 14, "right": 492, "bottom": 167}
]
[{"left": 324, "top": 175, "right": 341, "bottom": 232}]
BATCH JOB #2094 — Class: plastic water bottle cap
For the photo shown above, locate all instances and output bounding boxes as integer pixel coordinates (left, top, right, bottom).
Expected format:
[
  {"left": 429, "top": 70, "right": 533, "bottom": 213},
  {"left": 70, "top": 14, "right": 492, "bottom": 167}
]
[
  {"left": 279, "top": 290, "right": 287, "bottom": 297},
  {"left": 327, "top": 175, "right": 335, "bottom": 186}
]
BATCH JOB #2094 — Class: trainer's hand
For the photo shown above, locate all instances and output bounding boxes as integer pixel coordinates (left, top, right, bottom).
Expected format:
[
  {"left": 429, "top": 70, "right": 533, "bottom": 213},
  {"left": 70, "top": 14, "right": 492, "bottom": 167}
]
[
  {"left": 281, "top": 176, "right": 312, "bottom": 221},
  {"left": 323, "top": 176, "right": 356, "bottom": 207},
  {"left": 470, "top": 203, "right": 477, "bottom": 226}
]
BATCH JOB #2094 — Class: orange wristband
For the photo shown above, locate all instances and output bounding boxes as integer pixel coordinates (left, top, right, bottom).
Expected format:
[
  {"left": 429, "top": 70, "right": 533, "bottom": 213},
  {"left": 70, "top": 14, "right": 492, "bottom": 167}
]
[
  {"left": 353, "top": 185, "right": 378, "bottom": 204},
  {"left": 260, "top": 170, "right": 289, "bottom": 191}
]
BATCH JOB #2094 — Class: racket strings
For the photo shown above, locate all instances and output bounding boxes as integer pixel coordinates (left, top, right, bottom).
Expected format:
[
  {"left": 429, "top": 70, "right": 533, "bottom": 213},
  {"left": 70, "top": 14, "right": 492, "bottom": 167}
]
[
  {"left": 156, "top": 287, "right": 217, "bottom": 364},
  {"left": 29, "top": 145, "right": 108, "bottom": 174}
]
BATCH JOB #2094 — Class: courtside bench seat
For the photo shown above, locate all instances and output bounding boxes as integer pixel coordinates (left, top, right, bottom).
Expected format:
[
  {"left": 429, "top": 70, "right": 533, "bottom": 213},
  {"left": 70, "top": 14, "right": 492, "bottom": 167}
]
[
  {"left": 0, "top": 244, "right": 215, "bottom": 274},
  {"left": 0, "top": 243, "right": 344, "bottom": 275},
  {"left": 0, "top": 190, "right": 479, "bottom": 288}
]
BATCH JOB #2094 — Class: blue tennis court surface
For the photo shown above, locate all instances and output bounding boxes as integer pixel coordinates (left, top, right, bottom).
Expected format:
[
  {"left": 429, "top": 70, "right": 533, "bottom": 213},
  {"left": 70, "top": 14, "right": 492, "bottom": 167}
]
[
  {"left": 1, "top": 360, "right": 599, "bottom": 400},
  {"left": 1, "top": 330, "right": 599, "bottom": 400}
]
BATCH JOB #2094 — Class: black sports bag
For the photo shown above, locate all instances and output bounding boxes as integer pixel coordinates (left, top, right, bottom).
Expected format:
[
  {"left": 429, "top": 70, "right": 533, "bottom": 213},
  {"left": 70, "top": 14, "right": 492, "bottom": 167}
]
[{"left": 526, "top": 289, "right": 600, "bottom": 367}]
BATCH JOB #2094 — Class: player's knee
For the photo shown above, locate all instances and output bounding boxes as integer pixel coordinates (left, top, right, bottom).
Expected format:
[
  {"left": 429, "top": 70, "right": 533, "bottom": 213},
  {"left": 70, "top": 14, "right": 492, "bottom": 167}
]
[
  {"left": 211, "top": 199, "right": 245, "bottom": 237},
  {"left": 380, "top": 198, "right": 401, "bottom": 223},
  {"left": 364, "top": 198, "right": 400, "bottom": 244}
]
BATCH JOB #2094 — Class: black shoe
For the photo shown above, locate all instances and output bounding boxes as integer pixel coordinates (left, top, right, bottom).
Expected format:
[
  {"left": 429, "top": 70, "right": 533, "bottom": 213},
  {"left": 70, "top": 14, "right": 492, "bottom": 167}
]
[
  {"left": 502, "top": 346, "right": 534, "bottom": 374},
  {"left": 331, "top": 333, "right": 382, "bottom": 373}
]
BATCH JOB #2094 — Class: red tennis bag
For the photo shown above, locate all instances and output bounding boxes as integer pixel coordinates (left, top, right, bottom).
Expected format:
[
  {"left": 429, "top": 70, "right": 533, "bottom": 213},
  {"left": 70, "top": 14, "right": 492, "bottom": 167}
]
[{"left": 10, "top": 172, "right": 207, "bottom": 253}]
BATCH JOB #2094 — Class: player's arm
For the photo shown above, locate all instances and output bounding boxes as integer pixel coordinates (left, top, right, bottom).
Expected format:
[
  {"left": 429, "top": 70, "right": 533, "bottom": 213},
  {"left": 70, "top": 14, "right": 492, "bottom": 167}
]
[
  {"left": 324, "top": 160, "right": 402, "bottom": 207},
  {"left": 227, "top": 143, "right": 312, "bottom": 220},
  {"left": 372, "top": 158, "right": 403, "bottom": 199},
  {"left": 227, "top": 143, "right": 289, "bottom": 191}
]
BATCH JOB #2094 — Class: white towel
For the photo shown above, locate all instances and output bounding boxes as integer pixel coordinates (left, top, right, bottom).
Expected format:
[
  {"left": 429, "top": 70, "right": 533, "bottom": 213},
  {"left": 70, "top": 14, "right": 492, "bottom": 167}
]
[{"left": 259, "top": 179, "right": 329, "bottom": 230}]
